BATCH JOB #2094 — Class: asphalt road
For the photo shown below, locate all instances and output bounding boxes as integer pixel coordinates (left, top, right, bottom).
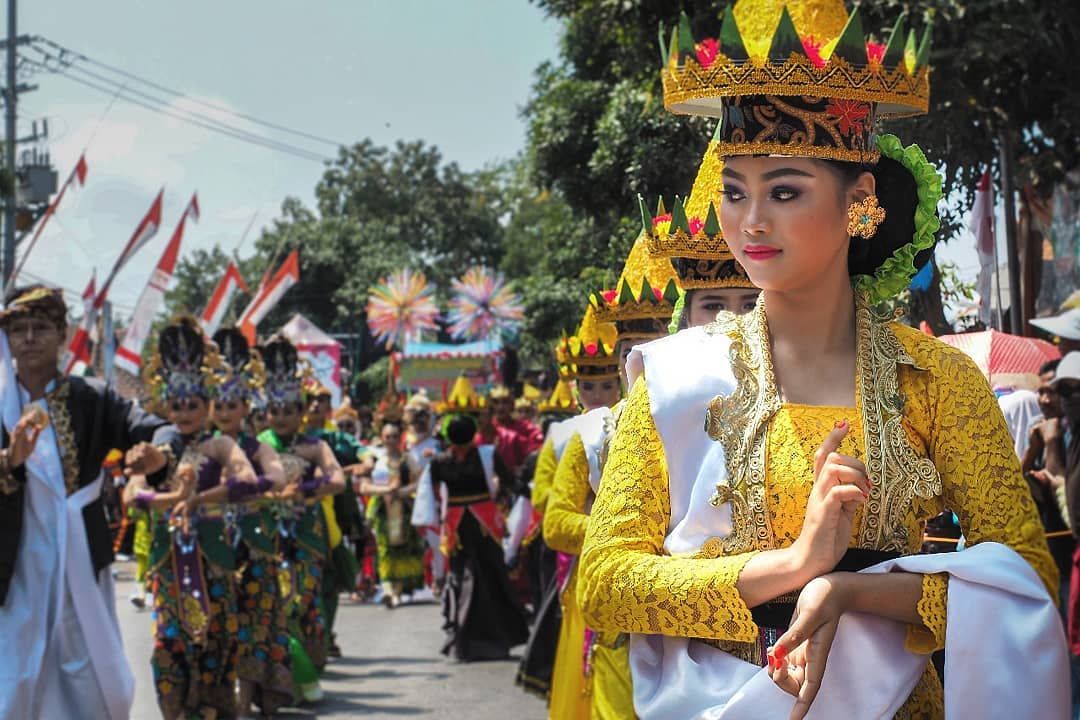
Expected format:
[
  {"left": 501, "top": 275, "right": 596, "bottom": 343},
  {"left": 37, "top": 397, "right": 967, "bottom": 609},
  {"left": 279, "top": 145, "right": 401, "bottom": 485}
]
[{"left": 114, "top": 563, "right": 548, "bottom": 719}]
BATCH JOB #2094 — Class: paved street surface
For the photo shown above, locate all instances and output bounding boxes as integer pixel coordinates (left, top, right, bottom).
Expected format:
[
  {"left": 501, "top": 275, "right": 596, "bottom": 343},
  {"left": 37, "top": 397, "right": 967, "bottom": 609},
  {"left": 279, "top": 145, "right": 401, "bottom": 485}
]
[{"left": 114, "top": 563, "right": 547, "bottom": 719}]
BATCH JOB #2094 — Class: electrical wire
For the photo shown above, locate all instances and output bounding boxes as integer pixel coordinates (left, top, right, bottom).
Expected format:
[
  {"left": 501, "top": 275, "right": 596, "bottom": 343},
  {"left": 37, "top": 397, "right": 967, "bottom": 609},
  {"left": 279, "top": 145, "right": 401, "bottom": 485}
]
[
  {"left": 22, "top": 42, "right": 335, "bottom": 163},
  {"left": 32, "top": 36, "right": 347, "bottom": 149}
]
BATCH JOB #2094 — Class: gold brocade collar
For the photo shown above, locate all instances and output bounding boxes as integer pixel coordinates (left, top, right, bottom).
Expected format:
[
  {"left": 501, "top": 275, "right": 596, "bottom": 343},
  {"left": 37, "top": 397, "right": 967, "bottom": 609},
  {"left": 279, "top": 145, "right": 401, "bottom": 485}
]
[{"left": 703, "top": 292, "right": 940, "bottom": 553}]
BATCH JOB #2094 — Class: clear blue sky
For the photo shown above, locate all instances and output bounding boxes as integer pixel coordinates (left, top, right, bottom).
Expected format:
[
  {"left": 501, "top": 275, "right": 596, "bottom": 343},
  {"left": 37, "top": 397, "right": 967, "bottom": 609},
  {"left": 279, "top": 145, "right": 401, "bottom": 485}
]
[{"left": 9, "top": 1, "right": 560, "bottom": 315}]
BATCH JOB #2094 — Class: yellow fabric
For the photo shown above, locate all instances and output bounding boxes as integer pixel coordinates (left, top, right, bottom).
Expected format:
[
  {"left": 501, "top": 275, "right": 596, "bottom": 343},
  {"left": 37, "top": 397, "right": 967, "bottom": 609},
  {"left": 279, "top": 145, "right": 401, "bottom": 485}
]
[
  {"left": 551, "top": 569, "right": 590, "bottom": 720},
  {"left": 531, "top": 438, "right": 559, "bottom": 515},
  {"left": 579, "top": 325, "right": 1057, "bottom": 719},
  {"left": 590, "top": 641, "right": 635, "bottom": 720},
  {"left": 544, "top": 433, "right": 592, "bottom": 556},
  {"left": 321, "top": 495, "right": 343, "bottom": 548}
]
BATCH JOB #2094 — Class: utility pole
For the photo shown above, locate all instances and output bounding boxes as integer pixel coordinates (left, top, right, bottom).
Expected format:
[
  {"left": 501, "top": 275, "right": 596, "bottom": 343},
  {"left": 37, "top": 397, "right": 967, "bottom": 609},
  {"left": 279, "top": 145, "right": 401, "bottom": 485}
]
[
  {"left": 999, "top": 129, "right": 1024, "bottom": 335},
  {"left": 4, "top": 0, "right": 16, "bottom": 286},
  {"left": 1, "top": 0, "right": 39, "bottom": 289}
]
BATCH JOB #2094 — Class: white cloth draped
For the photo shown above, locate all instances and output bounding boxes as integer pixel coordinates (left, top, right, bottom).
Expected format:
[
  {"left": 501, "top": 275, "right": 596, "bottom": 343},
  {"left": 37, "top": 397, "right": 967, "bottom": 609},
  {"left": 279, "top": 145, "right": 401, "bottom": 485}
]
[
  {"left": 624, "top": 329, "right": 1069, "bottom": 719},
  {"left": 0, "top": 333, "right": 133, "bottom": 720}
]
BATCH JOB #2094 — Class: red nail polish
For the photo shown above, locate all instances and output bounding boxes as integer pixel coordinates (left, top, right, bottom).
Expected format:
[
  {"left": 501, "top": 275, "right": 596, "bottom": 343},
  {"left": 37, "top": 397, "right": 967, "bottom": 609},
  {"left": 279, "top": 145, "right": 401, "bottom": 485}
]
[
  {"left": 773, "top": 645, "right": 787, "bottom": 662},
  {"left": 834, "top": 419, "right": 846, "bottom": 429}
]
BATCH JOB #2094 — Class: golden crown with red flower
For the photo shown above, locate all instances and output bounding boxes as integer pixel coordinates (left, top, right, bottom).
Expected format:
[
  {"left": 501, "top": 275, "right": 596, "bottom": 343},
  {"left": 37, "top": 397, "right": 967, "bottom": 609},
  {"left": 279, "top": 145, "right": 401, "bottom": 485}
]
[
  {"left": 591, "top": 233, "right": 682, "bottom": 343},
  {"left": 555, "top": 305, "right": 621, "bottom": 381},
  {"left": 661, "top": 2, "right": 932, "bottom": 163}
]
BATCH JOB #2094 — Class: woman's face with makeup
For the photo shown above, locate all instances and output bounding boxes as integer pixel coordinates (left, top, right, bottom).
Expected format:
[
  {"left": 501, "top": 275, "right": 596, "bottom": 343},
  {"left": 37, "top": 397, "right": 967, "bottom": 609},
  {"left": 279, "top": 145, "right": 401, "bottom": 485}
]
[{"left": 719, "top": 156, "right": 872, "bottom": 293}]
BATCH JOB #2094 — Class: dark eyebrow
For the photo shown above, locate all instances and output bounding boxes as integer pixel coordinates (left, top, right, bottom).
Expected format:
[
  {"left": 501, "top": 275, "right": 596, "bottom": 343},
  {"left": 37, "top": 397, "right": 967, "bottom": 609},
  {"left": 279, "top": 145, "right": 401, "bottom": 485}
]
[
  {"left": 721, "top": 167, "right": 745, "bottom": 181},
  {"left": 761, "top": 168, "right": 815, "bottom": 181}
]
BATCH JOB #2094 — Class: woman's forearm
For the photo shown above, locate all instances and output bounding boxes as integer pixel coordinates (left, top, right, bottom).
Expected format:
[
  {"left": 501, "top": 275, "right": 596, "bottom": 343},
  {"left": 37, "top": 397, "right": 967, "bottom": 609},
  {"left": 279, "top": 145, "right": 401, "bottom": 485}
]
[
  {"left": 831, "top": 571, "right": 924, "bottom": 625},
  {"left": 735, "top": 546, "right": 818, "bottom": 608}
]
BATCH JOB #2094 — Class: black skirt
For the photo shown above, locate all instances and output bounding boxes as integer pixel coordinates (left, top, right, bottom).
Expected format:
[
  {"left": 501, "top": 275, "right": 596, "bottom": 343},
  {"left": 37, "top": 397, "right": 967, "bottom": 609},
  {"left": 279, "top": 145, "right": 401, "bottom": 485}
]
[
  {"left": 515, "top": 546, "right": 561, "bottom": 699},
  {"left": 441, "top": 511, "right": 530, "bottom": 661}
]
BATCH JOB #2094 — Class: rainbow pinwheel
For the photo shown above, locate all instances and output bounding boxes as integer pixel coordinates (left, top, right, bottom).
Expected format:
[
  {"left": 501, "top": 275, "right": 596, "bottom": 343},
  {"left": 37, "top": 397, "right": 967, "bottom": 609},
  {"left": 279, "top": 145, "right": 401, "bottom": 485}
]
[
  {"left": 446, "top": 267, "right": 524, "bottom": 343},
  {"left": 366, "top": 269, "right": 441, "bottom": 350}
]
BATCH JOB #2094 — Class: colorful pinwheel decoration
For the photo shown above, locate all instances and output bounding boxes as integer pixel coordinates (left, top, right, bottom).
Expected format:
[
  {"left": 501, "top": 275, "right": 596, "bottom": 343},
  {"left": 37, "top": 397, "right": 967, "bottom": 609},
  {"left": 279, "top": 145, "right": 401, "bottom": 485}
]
[
  {"left": 446, "top": 267, "right": 525, "bottom": 343},
  {"left": 366, "top": 269, "right": 441, "bottom": 350}
]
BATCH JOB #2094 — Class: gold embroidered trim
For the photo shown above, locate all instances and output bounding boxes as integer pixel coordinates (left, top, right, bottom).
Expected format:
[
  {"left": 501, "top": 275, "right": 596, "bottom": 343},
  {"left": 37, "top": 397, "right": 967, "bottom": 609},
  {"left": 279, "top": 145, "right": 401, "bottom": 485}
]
[
  {"left": 703, "top": 293, "right": 941, "bottom": 553},
  {"left": 703, "top": 299, "right": 779, "bottom": 553},
  {"left": 592, "top": 300, "right": 678, "bottom": 324},
  {"left": 854, "top": 301, "right": 941, "bottom": 550},
  {"left": 45, "top": 380, "right": 81, "bottom": 496},
  {"left": 646, "top": 228, "right": 733, "bottom": 260},
  {"left": 676, "top": 276, "right": 758, "bottom": 290},
  {"left": 176, "top": 445, "right": 212, "bottom": 492},
  {"left": 662, "top": 55, "right": 930, "bottom": 119},
  {"left": 714, "top": 141, "right": 880, "bottom": 164}
]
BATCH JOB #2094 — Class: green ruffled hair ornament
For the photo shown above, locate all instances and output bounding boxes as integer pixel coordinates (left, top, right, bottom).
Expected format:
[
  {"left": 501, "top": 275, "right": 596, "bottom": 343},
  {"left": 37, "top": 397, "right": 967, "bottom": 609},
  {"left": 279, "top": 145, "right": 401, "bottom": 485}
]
[{"left": 854, "top": 133, "right": 943, "bottom": 305}]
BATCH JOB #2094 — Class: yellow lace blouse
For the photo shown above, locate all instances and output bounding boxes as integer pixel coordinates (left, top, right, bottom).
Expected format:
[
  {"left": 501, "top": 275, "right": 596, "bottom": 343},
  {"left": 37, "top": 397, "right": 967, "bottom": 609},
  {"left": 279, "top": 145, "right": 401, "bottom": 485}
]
[
  {"left": 578, "top": 324, "right": 1056, "bottom": 718},
  {"left": 530, "top": 438, "right": 559, "bottom": 515},
  {"left": 543, "top": 433, "right": 592, "bottom": 556}
]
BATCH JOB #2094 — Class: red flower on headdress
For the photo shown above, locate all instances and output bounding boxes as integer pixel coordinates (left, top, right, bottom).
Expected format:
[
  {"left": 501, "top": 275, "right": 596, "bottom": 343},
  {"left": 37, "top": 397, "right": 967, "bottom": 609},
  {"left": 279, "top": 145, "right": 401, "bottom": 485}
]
[
  {"left": 695, "top": 38, "right": 719, "bottom": 68},
  {"left": 652, "top": 287, "right": 664, "bottom": 302},
  {"left": 584, "top": 342, "right": 598, "bottom": 356},
  {"left": 652, "top": 213, "right": 672, "bottom": 228},
  {"left": 801, "top": 36, "right": 827, "bottom": 68},
  {"left": 689, "top": 217, "right": 704, "bottom": 235},
  {"left": 866, "top": 41, "right": 886, "bottom": 69},
  {"left": 825, "top": 99, "right": 870, "bottom": 137},
  {"left": 602, "top": 290, "right": 618, "bottom": 304}
]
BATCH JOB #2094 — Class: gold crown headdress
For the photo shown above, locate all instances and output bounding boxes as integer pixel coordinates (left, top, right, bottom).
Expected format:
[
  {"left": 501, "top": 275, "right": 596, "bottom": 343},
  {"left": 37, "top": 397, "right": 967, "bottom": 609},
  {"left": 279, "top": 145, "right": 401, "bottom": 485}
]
[
  {"left": 555, "top": 305, "right": 620, "bottom": 382},
  {"left": 537, "top": 378, "right": 581, "bottom": 416},
  {"left": 437, "top": 374, "right": 487, "bottom": 414},
  {"left": 644, "top": 123, "right": 756, "bottom": 291},
  {"left": 591, "top": 233, "right": 683, "bottom": 343},
  {"left": 660, "top": 2, "right": 931, "bottom": 162}
]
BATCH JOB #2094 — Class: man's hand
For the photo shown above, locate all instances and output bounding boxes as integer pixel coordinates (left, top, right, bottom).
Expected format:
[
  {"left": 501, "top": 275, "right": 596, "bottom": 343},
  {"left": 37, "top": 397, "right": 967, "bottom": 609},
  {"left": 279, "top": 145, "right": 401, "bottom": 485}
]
[
  {"left": 8, "top": 409, "right": 46, "bottom": 468},
  {"left": 125, "top": 442, "right": 167, "bottom": 476}
]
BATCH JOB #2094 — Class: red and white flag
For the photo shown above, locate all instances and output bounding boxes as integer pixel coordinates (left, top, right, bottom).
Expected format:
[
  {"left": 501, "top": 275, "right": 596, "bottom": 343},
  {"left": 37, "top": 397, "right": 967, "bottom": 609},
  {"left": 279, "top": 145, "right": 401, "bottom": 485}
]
[
  {"left": 81, "top": 271, "right": 96, "bottom": 315},
  {"left": 200, "top": 261, "right": 249, "bottom": 335},
  {"left": 971, "top": 171, "right": 996, "bottom": 326},
  {"left": 114, "top": 194, "right": 198, "bottom": 376},
  {"left": 238, "top": 249, "right": 300, "bottom": 344},
  {"left": 63, "top": 190, "right": 166, "bottom": 375},
  {"left": 8, "top": 153, "right": 90, "bottom": 291}
]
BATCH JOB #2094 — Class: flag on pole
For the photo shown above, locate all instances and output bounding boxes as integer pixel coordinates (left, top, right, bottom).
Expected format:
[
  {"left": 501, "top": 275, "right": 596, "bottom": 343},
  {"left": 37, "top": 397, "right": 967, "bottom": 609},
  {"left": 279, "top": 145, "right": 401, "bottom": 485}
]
[
  {"left": 972, "top": 171, "right": 997, "bottom": 326},
  {"left": 97, "top": 188, "right": 165, "bottom": 301},
  {"left": 199, "top": 261, "right": 249, "bottom": 335},
  {"left": 63, "top": 190, "right": 166, "bottom": 375},
  {"left": 114, "top": 194, "right": 198, "bottom": 376},
  {"left": 81, "top": 270, "right": 96, "bottom": 315},
  {"left": 8, "top": 153, "right": 90, "bottom": 292},
  {"left": 238, "top": 250, "right": 300, "bottom": 344}
]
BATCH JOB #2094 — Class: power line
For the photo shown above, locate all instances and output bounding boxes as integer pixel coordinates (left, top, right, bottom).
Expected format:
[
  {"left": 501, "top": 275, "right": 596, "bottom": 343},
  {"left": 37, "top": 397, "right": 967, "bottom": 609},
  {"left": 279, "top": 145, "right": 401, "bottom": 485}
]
[
  {"left": 30, "top": 36, "right": 347, "bottom": 149},
  {"left": 24, "top": 54, "right": 330, "bottom": 164}
]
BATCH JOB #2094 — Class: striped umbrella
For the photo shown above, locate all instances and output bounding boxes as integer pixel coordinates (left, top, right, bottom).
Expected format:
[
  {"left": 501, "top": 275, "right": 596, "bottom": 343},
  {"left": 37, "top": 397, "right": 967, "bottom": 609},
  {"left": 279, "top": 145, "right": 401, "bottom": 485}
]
[{"left": 938, "top": 329, "right": 1061, "bottom": 380}]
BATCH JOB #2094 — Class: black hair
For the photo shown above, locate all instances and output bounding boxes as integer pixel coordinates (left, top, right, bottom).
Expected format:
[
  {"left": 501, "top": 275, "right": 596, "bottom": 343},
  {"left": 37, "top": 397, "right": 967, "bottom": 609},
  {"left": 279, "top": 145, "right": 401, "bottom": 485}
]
[
  {"left": 822, "top": 155, "right": 932, "bottom": 281},
  {"left": 445, "top": 415, "right": 477, "bottom": 446},
  {"left": 1040, "top": 359, "right": 1062, "bottom": 377}
]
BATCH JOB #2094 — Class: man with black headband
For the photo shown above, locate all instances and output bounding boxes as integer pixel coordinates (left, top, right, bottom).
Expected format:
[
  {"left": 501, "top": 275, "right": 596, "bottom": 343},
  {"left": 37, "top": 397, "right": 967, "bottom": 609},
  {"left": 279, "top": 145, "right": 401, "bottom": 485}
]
[{"left": 0, "top": 284, "right": 183, "bottom": 720}]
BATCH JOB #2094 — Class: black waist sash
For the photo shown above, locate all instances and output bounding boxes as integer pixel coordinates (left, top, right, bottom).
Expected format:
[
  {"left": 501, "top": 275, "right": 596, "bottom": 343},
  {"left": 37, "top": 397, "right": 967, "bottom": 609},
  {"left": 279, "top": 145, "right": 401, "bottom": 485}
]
[{"left": 750, "top": 548, "right": 901, "bottom": 630}]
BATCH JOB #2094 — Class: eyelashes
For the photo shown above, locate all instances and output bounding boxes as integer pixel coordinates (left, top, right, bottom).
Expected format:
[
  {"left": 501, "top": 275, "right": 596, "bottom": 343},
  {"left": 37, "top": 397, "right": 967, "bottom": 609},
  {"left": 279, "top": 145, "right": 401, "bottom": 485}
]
[{"left": 720, "top": 186, "right": 802, "bottom": 202}]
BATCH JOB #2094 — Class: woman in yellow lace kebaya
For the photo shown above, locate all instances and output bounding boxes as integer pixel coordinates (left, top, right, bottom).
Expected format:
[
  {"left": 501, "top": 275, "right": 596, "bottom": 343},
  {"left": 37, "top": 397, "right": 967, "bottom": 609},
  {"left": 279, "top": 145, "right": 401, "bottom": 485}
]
[
  {"left": 578, "top": 3, "right": 1068, "bottom": 719},
  {"left": 517, "top": 306, "right": 622, "bottom": 702},
  {"left": 547, "top": 235, "right": 679, "bottom": 720}
]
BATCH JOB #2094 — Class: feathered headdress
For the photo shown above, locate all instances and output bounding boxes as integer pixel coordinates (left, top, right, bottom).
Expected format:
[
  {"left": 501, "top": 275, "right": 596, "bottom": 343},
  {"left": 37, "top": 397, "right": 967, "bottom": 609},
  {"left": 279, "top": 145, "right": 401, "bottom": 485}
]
[
  {"left": 145, "top": 316, "right": 223, "bottom": 402},
  {"left": 211, "top": 327, "right": 265, "bottom": 404},
  {"left": 260, "top": 336, "right": 308, "bottom": 407}
]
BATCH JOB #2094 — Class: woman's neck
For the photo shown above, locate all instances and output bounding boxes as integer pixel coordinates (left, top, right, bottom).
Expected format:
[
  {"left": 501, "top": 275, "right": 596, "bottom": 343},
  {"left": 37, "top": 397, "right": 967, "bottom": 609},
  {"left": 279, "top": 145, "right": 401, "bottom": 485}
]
[{"left": 763, "top": 270, "right": 858, "bottom": 405}]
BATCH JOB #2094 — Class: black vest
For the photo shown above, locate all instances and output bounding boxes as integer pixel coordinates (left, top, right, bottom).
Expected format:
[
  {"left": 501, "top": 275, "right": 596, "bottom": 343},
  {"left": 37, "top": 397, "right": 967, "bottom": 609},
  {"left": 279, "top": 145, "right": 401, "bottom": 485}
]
[{"left": 0, "top": 375, "right": 182, "bottom": 605}]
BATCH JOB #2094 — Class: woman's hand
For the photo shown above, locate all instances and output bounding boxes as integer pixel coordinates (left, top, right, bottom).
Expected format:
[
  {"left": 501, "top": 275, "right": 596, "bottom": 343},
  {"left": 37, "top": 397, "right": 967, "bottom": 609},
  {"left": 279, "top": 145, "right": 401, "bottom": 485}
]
[
  {"left": 7, "top": 410, "right": 45, "bottom": 468},
  {"left": 766, "top": 574, "right": 851, "bottom": 720},
  {"left": 169, "top": 464, "right": 199, "bottom": 533},
  {"left": 789, "top": 421, "right": 869, "bottom": 579}
]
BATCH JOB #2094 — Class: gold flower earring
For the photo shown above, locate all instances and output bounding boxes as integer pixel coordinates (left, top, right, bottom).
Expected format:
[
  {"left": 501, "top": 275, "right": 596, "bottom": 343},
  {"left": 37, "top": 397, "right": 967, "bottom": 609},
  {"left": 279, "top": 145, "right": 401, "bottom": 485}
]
[{"left": 847, "top": 195, "right": 886, "bottom": 239}]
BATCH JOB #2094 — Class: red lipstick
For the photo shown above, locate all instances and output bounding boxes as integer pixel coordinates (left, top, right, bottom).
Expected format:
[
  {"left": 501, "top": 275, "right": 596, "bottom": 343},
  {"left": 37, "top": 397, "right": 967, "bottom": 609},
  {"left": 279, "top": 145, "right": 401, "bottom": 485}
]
[{"left": 743, "top": 244, "right": 781, "bottom": 261}]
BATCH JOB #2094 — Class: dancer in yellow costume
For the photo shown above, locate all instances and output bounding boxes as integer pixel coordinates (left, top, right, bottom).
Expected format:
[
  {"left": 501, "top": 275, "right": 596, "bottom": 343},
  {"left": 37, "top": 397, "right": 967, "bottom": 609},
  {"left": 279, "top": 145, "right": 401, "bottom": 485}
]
[
  {"left": 518, "top": 305, "right": 619, "bottom": 703},
  {"left": 547, "top": 236, "right": 680, "bottom": 719},
  {"left": 578, "top": 2, "right": 1067, "bottom": 719}
]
